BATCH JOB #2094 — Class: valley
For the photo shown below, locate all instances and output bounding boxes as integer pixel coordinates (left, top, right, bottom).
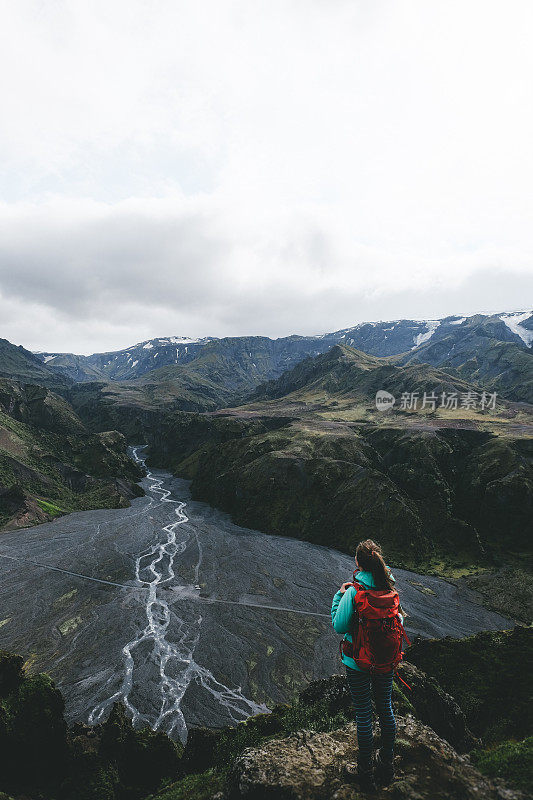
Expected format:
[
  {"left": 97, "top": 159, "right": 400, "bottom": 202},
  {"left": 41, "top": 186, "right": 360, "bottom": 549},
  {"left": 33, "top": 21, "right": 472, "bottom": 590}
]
[
  {"left": 0, "top": 448, "right": 513, "bottom": 744},
  {"left": 143, "top": 345, "right": 533, "bottom": 579},
  {"left": 0, "top": 312, "right": 531, "bottom": 800}
]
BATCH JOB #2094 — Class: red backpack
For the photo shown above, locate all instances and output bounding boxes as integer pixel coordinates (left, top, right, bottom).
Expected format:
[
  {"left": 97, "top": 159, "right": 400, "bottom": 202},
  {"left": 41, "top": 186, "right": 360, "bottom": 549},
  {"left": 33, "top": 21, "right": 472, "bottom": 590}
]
[{"left": 341, "top": 580, "right": 410, "bottom": 674}]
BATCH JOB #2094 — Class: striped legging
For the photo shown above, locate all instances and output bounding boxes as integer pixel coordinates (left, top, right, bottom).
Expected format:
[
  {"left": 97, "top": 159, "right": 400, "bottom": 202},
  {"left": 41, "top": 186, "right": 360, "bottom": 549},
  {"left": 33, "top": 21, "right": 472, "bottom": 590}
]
[{"left": 345, "top": 666, "right": 396, "bottom": 766}]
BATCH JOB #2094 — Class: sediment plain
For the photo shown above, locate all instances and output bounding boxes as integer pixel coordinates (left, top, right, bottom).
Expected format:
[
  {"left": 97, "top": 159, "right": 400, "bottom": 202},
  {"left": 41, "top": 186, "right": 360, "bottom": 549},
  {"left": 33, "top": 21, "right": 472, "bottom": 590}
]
[{"left": 0, "top": 448, "right": 513, "bottom": 742}]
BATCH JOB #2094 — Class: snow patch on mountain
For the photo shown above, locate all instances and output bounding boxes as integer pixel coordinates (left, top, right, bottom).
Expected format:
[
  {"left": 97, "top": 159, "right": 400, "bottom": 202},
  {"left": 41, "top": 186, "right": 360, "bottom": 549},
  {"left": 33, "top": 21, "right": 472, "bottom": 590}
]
[
  {"left": 412, "top": 320, "right": 440, "bottom": 349},
  {"left": 449, "top": 317, "right": 466, "bottom": 326},
  {"left": 135, "top": 335, "right": 209, "bottom": 350},
  {"left": 43, "top": 355, "right": 56, "bottom": 363},
  {"left": 499, "top": 311, "right": 533, "bottom": 347}
]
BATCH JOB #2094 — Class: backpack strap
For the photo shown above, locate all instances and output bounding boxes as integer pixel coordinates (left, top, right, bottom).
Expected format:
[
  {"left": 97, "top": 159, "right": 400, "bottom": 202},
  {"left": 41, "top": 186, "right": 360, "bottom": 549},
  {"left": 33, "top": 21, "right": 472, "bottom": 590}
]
[
  {"left": 393, "top": 620, "right": 412, "bottom": 689},
  {"left": 399, "top": 620, "right": 411, "bottom": 647},
  {"left": 338, "top": 582, "right": 363, "bottom": 663},
  {"left": 350, "top": 581, "right": 364, "bottom": 598},
  {"left": 395, "top": 672, "right": 412, "bottom": 692},
  {"left": 350, "top": 582, "right": 364, "bottom": 659},
  {"left": 344, "top": 581, "right": 364, "bottom": 615}
]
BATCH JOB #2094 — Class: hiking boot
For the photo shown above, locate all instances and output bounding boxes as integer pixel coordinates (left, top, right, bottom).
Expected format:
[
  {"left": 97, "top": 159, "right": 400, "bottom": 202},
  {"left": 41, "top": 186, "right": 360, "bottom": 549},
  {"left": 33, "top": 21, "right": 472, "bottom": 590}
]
[
  {"left": 343, "top": 760, "right": 377, "bottom": 793},
  {"left": 375, "top": 748, "right": 395, "bottom": 785}
]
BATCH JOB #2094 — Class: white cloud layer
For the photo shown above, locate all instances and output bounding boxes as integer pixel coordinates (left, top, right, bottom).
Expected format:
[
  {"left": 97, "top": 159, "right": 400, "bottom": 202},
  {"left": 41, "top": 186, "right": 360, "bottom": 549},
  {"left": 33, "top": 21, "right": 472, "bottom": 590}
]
[{"left": 0, "top": 1, "right": 532, "bottom": 353}]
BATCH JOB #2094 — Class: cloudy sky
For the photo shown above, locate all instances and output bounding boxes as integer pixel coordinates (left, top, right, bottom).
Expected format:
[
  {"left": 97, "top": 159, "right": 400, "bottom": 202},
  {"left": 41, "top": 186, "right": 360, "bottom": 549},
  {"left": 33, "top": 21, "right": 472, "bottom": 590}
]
[{"left": 1, "top": 1, "right": 532, "bottom": 354}]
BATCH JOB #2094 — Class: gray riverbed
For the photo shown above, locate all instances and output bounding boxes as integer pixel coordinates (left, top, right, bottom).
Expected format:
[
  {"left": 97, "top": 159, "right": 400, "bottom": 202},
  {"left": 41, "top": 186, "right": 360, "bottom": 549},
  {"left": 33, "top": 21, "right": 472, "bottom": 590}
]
[{"left": 0, "top": 448, "right": 513, "bottom": 741}]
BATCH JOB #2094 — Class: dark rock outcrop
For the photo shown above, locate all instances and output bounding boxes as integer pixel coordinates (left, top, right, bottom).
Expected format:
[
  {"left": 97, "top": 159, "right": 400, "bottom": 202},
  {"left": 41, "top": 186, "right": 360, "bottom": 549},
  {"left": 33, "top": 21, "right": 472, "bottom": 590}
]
[
  {"left": 298, "top": 674, "right": 352, "bottom": 717},
  {"left": 396, "top": 661, "right": 477, "bottom": 752},
  {"left": 0, "top": 651, "right": 181, "bottom": 800},
  {"left": 226, "top": 717, "right": 524, "bottom": 800},
  {"left": 405, "top": 627, "right": 533, "bottom": 744},
  {"left": 0, "top": 651, "right": 24, "bottom": 697}
]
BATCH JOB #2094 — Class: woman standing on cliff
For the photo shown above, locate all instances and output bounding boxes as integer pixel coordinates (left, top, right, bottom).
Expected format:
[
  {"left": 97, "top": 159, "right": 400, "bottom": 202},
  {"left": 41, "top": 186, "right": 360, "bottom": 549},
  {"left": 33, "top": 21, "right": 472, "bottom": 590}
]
[{"left": 331, "top": 539, "right": 406, "bottom": 792}]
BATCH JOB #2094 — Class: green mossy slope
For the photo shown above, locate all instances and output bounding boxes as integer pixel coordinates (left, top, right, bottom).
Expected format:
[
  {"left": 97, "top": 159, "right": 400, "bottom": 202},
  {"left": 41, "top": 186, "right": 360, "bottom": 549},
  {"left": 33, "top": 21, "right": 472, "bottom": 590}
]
[
  {"left": 145, "top": 409, "right": 532, "bottom": 573},
  {"left": 0, "top": 380, "right": 143, "bottom": 529}
]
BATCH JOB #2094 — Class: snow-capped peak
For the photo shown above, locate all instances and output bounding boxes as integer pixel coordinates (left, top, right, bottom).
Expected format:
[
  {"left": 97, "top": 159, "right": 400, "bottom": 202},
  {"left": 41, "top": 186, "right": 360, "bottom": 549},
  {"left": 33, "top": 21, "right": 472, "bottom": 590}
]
[
  {"left": 169, "top": 336, "right": 200, "bottom": 344},
  {"left": 499, "top": 311, "right": 533, "bottom": 347},
  {"left": 137, "top": 336, "right": 205, "bottom": 349}
]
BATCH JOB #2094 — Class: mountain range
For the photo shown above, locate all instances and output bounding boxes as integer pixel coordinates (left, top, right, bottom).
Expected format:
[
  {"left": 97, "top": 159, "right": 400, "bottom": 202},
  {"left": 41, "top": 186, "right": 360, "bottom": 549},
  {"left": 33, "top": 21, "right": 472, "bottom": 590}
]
[
  {"left": 1, "top": 309, "right": 532, "bottom": 549},
  {"left": 35, "top": 310, "right": 533, "bottom": 386},
  {"left": 19, "top": 310, "right": 532, "bottom": 416}
]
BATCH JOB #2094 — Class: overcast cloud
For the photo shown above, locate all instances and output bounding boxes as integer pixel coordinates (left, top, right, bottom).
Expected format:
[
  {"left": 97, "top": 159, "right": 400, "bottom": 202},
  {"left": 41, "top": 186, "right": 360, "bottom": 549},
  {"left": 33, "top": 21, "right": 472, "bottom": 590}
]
[{"left": 1, "top": 0, "right": 532, "bottom": 354}]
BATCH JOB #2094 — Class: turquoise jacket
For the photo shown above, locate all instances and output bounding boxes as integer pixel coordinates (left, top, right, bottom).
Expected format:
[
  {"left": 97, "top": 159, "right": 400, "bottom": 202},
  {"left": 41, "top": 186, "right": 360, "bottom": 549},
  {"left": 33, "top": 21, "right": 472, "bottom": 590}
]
[{"left": 331, "top": 569, "right": 401, "bottom": 672}]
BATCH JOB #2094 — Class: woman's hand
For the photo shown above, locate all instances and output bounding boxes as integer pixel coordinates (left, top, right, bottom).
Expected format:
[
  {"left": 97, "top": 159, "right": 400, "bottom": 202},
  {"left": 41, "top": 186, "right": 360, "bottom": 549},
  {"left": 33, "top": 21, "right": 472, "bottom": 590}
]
[{"left": 340, "top": 582, "right": 352, "bottom": 594}]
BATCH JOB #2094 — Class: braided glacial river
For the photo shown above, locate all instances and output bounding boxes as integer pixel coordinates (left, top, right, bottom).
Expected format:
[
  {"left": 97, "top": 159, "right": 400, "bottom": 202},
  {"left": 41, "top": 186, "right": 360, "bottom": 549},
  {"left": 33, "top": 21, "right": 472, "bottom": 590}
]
[{"left": 0, "top": 447, "right": 513, "bottom": 742}]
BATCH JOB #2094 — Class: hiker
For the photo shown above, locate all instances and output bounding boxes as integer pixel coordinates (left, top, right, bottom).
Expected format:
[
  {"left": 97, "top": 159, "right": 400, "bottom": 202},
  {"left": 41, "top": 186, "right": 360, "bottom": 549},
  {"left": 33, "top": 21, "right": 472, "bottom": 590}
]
[{"left": 331, "top": 538, "right": 408, "bottom": 792}]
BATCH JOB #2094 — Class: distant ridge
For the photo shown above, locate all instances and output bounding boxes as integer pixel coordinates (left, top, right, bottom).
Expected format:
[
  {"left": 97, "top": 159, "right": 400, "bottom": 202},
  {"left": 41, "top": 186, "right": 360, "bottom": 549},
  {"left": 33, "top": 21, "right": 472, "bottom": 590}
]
[{"left": 27, "top": 310, "right": 533, "bottom": 404}]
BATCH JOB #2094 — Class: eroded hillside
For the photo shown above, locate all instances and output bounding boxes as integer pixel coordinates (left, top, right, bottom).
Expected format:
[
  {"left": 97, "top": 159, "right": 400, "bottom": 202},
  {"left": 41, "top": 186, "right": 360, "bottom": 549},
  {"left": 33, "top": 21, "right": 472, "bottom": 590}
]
[{"left": 0, "top": 380, "right": 143, "bottom": 529}]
